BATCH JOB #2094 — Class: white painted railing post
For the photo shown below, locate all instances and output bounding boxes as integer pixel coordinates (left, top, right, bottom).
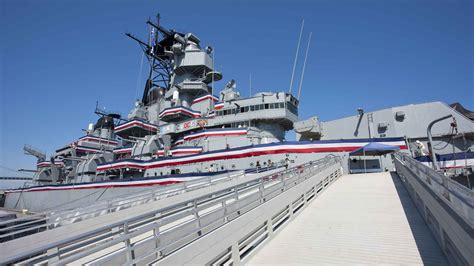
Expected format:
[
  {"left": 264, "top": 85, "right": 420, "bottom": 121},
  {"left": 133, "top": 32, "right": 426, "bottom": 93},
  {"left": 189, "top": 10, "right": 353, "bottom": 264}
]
[
  {"left": 47, "top": 247, "right": 59, "bottom": 264},
  {"left": 193, "top": 200, "right": 202, "bottom": 233},
  {"left": 124, "top": 222, "right": 135, "bottom": 263},
  {"left": 267, "top": 217, "right": 274, "bottom": 237},
  {"left": 231, "top": 243, "right": 241, "bottom": 265}
]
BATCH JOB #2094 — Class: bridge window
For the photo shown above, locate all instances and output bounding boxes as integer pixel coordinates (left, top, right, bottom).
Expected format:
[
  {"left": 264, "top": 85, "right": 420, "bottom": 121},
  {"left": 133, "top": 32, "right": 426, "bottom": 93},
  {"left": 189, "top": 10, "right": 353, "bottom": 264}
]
[
  {"left": 287, "top": 101, "right": 298, "bottom": 115},
  {"left": 215, "top": 102, "right": 286, "bottom": 117}
]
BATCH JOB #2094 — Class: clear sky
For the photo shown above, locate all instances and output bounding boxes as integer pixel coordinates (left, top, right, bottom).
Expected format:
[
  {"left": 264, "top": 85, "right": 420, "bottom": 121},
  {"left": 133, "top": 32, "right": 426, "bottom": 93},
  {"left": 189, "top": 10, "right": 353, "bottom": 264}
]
[{"left": 0, "top": 0, "right": 473, "bottom": 176}]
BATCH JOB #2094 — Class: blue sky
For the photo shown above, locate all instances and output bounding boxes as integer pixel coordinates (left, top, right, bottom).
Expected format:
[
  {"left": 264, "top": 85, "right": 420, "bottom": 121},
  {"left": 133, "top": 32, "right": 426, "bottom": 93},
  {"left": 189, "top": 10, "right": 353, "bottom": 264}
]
[{"left": 0, "top": 0, "right": 473, "bottom": 176}]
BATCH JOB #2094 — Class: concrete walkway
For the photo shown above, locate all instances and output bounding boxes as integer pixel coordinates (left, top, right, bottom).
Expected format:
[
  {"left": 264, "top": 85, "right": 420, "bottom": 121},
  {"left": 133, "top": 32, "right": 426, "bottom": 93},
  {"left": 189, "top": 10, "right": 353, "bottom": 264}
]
[{"left": 248, "top": 172, "right": 448, "bottom": 265}]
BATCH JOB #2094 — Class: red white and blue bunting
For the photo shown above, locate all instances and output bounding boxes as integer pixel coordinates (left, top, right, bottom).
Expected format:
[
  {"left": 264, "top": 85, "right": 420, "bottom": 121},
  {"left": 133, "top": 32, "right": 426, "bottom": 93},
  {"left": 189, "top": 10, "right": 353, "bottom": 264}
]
[
  {"left": 5, "top": 172, "right": 227, "bottom": 193},
  {"left": 115, "top": 120, "right": 158, "bottom": 133},
  {"left": 77, "top": 136, "right": 118, "bottom": 146},
  {"left": 416, "top": 152, "right": 474, "bottom": 169},
  {"left": 37, "top": 160, "right": 65, "bottom": 168},
  {"left": 192, "top": 94, "right": 219, "bottom": 104},
  {"left": 97, "top": 138, "right": 407, "bottom": 171},
  {"left": 184, "top": 128, "right": 248, "bottom": 141},
  {"left": 159, "top": 106, "right": 201, "bottom": 119},
  {"left": 113, "top": 147, "right": 133, "bottom": 154},
  {"left": 156, "top": 146, "right": 203, "bottom": 156}
]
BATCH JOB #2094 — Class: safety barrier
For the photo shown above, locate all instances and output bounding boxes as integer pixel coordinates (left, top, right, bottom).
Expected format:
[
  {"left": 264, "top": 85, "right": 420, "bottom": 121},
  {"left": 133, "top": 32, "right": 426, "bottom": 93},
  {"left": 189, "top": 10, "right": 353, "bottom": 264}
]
[
  {"left": 0, "top": 156, "right": 341, "bottom": 265},
  {"left": 395, "top": 152, "right": 473, "bottom": 265},
  {"left": 0, "top": 165, "right": 282, "bottom": 242}
]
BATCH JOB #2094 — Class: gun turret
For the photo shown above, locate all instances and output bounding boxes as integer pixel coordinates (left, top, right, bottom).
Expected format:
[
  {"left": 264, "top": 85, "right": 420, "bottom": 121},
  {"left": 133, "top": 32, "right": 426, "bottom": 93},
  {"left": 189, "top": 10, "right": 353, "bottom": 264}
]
[{"left": 24, "top": 145, "right": 46, "bottom": 162}]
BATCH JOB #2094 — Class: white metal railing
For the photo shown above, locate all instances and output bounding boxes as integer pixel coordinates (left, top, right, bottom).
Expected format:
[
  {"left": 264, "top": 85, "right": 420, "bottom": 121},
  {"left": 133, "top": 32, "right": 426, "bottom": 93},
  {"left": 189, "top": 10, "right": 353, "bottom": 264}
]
[
  {"left": 0, "top": 165, "right": 282, "bottom": 242},
  {"left": 0, "top": 156, "right": 340, "bottom": 265},
  {"left": 395, "top": 152, "right": 474, "bottom": 265},
  {"left": 395, "top": 152, "right": 474, "bottom": 223}
]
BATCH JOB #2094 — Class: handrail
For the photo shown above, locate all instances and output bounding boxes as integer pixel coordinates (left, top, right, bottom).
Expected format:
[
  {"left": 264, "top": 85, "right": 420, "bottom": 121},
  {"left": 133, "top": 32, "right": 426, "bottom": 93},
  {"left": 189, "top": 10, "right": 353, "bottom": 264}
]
[
  {"left": 395, "top": 151, "right": 473, "bottom": 265},
  {"left": 394, "top": 152, "right": 473, "bottom": 223},
  {"left": 0, "top": 156, "right": 341, "bottom": 265},
  {"left": 0, "top": 165, "right": 282, "bottom": 241}
]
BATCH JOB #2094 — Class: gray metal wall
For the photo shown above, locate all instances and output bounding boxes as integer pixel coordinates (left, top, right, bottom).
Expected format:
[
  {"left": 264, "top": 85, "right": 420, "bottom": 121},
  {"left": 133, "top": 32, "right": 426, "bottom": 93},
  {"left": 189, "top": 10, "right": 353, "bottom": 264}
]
[{"left": 320, "top": 101, "right": 473, "bottom": 141}]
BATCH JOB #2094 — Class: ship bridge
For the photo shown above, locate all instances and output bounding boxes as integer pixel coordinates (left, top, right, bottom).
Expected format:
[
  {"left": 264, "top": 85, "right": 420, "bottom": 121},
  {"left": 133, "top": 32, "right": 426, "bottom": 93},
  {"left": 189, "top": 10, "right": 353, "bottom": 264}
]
[
  {"left": 210, "top": 92, "right": 298, "bottom": 131},
  {"left": 0, "top": 154, "right": 472, "bottom": 265}
]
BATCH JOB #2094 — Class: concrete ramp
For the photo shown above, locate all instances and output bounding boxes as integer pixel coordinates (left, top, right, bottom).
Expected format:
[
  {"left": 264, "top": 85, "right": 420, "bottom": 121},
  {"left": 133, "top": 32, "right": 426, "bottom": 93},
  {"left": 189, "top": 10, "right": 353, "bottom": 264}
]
[{"left": 248, "top": 172, "right": 448, "bottom": 264}]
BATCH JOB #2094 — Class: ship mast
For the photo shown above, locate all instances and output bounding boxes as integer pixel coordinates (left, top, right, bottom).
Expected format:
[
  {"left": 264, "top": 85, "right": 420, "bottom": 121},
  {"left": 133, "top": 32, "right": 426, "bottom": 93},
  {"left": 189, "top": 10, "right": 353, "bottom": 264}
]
[{"left": 126, "top": 13, "right": 174, "bottom": 105}]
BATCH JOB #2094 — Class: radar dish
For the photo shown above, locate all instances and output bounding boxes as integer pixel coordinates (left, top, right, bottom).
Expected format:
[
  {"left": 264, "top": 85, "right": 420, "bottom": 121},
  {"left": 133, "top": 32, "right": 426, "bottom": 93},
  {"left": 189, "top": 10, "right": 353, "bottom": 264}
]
[
  {"left": 203, "top": 71, "right": 223, "bottom": 84},
  {"left": 108, "top": 113, "right": 122, "bottom": 119}
]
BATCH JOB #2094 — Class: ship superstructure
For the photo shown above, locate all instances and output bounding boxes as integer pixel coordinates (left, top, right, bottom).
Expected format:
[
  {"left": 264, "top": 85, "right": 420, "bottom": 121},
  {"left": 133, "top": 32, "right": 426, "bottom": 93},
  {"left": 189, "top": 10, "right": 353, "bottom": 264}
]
[
  {"left": 101, "top": 16, "right": 302, "bottom": 180},
  {"left": 22, "top": 16, "right": 308, "bottom": 187}
]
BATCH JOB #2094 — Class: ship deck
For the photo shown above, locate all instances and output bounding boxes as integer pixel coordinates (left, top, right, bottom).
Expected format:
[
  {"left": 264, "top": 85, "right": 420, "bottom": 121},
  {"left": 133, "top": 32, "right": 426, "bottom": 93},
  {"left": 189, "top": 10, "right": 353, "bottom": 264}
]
[{"left": 247, "top": 172, "right": 448, "bottom": 264}]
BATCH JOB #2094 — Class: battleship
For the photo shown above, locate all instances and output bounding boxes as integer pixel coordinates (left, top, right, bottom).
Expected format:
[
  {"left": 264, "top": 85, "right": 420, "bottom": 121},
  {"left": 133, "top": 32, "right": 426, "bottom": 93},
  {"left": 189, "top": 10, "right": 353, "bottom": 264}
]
[{"left": 2, "top": 15, "right": 473, "bottom": 213}]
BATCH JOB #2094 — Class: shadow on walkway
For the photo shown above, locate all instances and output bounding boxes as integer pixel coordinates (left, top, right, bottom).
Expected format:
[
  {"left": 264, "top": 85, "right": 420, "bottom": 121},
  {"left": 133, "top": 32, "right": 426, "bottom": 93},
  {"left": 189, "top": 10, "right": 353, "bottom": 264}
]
[{"left": 389, "top": 172, "right": 448, "bottom": 265}]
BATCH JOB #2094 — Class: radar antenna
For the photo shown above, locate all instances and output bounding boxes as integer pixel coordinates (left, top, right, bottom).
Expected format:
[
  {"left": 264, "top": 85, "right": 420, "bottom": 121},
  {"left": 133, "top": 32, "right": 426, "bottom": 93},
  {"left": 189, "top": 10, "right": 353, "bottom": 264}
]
[
  {"left": 297, "top": 32, "right": 312, "bottom": 100},
  {"left": 289, "top": 20, "right": 304, "bottom": 94}
]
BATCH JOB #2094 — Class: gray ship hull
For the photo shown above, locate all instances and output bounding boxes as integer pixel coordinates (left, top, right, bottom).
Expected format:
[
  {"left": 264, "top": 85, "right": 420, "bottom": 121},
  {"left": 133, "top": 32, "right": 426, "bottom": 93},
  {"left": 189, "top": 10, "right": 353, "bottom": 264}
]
[
  {"left": 4, "top": 171, "right": 235, "bottom": 212},
  {"left": 5, "top": 138, "right": 407, "bottom": 212}
]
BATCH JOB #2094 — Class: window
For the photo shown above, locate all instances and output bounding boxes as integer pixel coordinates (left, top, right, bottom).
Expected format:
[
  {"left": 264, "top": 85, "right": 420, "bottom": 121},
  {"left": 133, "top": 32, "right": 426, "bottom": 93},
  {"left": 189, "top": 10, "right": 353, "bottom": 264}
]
[
  {"left": 286, "top": 101, "right": 298, "bottom": 115},
  {"left": 250, "top": 105, "right": 255, "bottom": 111},
  {"left": 279, "top": 102, "right": 285, "bottom": 108},
  {"left": 244, "top": 106, "right": 249, "bottom": 112},
  {"left": 265, "top": 104, "right": 269, "bottom": 109}
]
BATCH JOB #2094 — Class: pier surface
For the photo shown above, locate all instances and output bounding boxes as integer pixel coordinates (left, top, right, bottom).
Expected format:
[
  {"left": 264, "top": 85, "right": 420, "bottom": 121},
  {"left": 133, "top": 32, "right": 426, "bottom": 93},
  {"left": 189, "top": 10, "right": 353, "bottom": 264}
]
[{"left": 248, "top": 172, "right": 448, "bottom": 264}]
